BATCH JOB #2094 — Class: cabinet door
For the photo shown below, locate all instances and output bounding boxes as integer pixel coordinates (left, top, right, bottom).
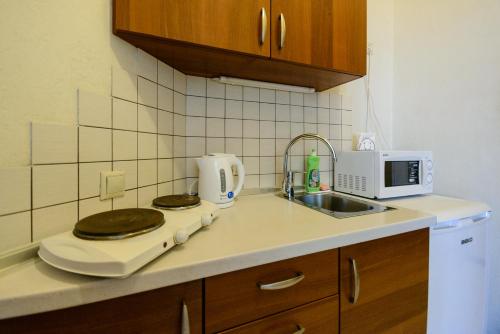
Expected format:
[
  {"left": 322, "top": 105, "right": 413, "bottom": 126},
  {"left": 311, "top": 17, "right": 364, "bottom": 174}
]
[
  {"left": 270, "top": 0, "right": 366, "bottom": 75},
  {"left": 0, "top": 280, "right": 202, "bottom": 334},
  {"left": 114, "top": 0, "right": 271, "bottom": 57},
  {"left": 340, "top": 229, "right": 429, "bottom": 334},
  {"left": 219, "top": 296, "right": 339, "bottom": 334}
]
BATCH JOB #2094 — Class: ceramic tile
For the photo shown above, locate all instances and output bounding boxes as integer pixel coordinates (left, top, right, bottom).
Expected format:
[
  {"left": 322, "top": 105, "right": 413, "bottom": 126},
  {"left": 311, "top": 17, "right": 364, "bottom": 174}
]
[
  {"left": 158, "top": 62, "right": 173, "bottom": 89},
  {"left": 113, "top": 98, "right": 137, "bottom": 131},
  {"left": 137, "top": 49, "right": 157, "bottom": 82},
  {"left": 290, "top": 106, "right": 304, "bottom": 122},
  {"left": 113, "top": 130, "right": 137, "bottom": 160},
  {"left": 79, "top": 197, "right": 112, "bottom": 219},
  {"left": 260, "top": 121, "right": 275, "bottom": 138},
  {"left": 186, "top": 137, "right": 205, "bottom": 157},
  {"left": 318, "top": 124, "right": 330, "bottom": 139},
  {"left": 158, "top": 85, "right": 174, "bottom": 112},
  {"left": 276, "top": 104, "right": 290, "bottom": 121},
  {"left": 31, "top": 122, "right": 77, "bottom": 164},
  {"left": 225, "top": 138, "right": 242, "bottom": 156},
  {"left": 32, "top": 164, "right": 78, "bottom": 208},
  {"left": 112, "top": 67, "right": 137, "bottom": 102},
  {"left": 174, "top": 92, "right": 186, "bottom": 115},
  {"left": 174, "top": 114, "right": 186, "bottom": 136},
  {"left": 138, "top": 185, "right": 158, "bottom": 207},
  {"left": 304, "top": 93, "right": 317, "bottom": 107},
  {"left": 173, "top": 69, "right": 186, "bottom": 94},
  {"left": 32, "top": 202, "right": 78, "bottom": 241},
  {"left": 138, "top": 104, "right": 158, "bottom": 133},
  {"left": 225, "top": 119, "right": 242, "bottom": 138},
  {"left": 243, "top": 120, "right": 259, "bottom": 138},
  {"left": 206, "top": 138, "right": 225, "bottom": 153},
  {"left": 243, "top": 101, "right": 259, "bottom": 120},
  {"left": 158, "top": 110, "right": 174, "bottom": 135},
  {"left": 158, "top": 159, "right": 173, "bottom": 182},
  {"left": 291, "top": 122, "right": 304, "bottom": 138},
  {"left": 138, "top": 159, "right": 157, "bottom": 187},
  {"left": 331, "top": 93, "right": 342, "bottom": 109},
  {"left": 342, "top": 125, "right": 353, "bottom": 140},
  {"left": 276, "top": 139, "right": 289, "bottom": 155},
  {"left": 173, "top": 158, "right": 186, "bottom": 180},
  {"left": 206, "top": 118, "right": 224, "bottom": 138},
  {"left": 260, "top": 157, "right": 275, "bottom": 174},
  {"left": 304, "top": 139, "right": 318, "bottom": 153},
  {"left": 186, "top": 76, "right": 206, "bottom": 96},
  {"left": 79, "top": 162, "right": 112, "bottom": 199},
  {"left": 113, "top": 160, "right": 138, "bottom": 190},
  {"left": 207, "top": 80, "right": 225, "bottom": 98},
  {"left": 186, "top": 116, "right": 205, "bottom": 136},
  {"left": 226, "top": 100, "right": 243, "bottom": 119},
  {"left": 276, "top": 122, "right": 291, "bottom": 139},
  {"left": 243, "top": 87, "right": 259, "bottom": 102},
  {"left": 138, "top": 132, "right": 157, "bottom": 159},
  {"left": 259, "top": 103, "right": 275, "bottom": 121},
  {"left": 158, "top": 182, "right": 173, "bottom": 197},
  {"left": 259, "top": 89, "right": 275, "bottom": 103},
  {"left": 207, "top": 98, "right": 225, "bottom": 118},
  {"left": 331, "top": 109, "right": 342, "bottom": 124},
  {"left": 243, "top": 157, "right": 259, "bottom": 174},
  {"left": 290, "top": 92, "right": 303, "bottom": 106},
  {"left": 244, "top": 175, "right": 259, "bottom": 189},
  {"left": 0, "top": 167, "right": 31, "bottom": 216},
  {"left": 78, "top": 90, "right": 111, "bottom": 128},
  {"left": 243, "top": 138, "right": 259, "bottom": 156},
  {"left": 330, "top": 125, "right": 342, "bottom": 140},
  {"left": 276, "top": 91, "right": 290, "bottom": 105},
  {"left": 304, "top": 107, "right": 317, "bottom": 123},
  {"left": 304, "top": 123, "right": 317, "bottom": 134},
  {"left": 186, "top": 96, "right": 206, "bottom": 117},
  {"left": 259, "top": 139, "right": 275, "bottom": 156},
  {"left": 113, "top": 189, "right": 138, "bottom": 209},
  {"left": 342, "top": 110, "right": 352, "bottom": 125},
  {"left": 173, "top": 136, "right": 186, "bottom": 158},
  {"left": 158, "top": 135, "right": 173, "bottom": 159},
  {"left": 0, "top": 212, "right": 31, "bottom": 253},
  {"left": 79, "top": 127, "right": 112, "bottom": 162},
  {"left": 173, "top": 179, "right": 186, "bottom": 194},
  {"left": 318, "top": 108, "right": 330, "bottom": 124},
  {"left": 138, "top": 77, "right": 157, "bottom": 108},
  {"left": 186, "top": 158, "right": 198, "bottom": 178},
  {"left": 260, "top": 174, "right": 275, "bottom": 188},
  {"left": 226, "top": 85, "right": 242, "bottom": 100},
  {"left": 318, "top": 91, "right": 330, "bottom": 108}
]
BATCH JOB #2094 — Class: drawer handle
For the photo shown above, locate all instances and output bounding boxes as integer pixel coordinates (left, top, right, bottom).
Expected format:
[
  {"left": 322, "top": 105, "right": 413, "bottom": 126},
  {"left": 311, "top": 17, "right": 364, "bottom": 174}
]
[
  {"left": 279, "top": 13, "right": 286, "bottom": 49},
  {"left": 260, "top": 8, "right": 267, "bottom": 45},
  {"left": 181, "top": 301, "right": 190, "bottom": 334},
  {"left": 349, "top": 258, "right": 360, "bottom": 304},
  {"left": 258, "top": 272, "right": 305, "bottom": 290},
  {"left": 293, "top": 325, "right": 306, "bottom": 334}
]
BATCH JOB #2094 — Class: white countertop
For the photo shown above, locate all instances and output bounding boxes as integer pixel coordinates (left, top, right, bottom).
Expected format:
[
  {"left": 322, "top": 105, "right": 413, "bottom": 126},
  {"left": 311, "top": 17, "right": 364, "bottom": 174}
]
[{"left": 0, "top": 192, "right": 436, "bottom": 320}]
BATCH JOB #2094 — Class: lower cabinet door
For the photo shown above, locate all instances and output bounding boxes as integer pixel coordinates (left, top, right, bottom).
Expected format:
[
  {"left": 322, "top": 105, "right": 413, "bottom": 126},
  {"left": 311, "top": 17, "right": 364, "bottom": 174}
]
[
  {"left": 218, "top": 296, "right": 339, "bottom": 334},
  {"left": 340, "top": 229, "right": 429, "bottom": 334},
  {"left": 0, "top": 280, "right": 202, "bottom": 334}
]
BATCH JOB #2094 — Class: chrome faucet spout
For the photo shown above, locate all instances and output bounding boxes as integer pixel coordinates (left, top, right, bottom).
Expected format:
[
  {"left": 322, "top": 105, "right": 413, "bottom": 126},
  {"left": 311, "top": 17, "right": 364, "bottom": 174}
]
[{"left": 281, "top": 133, "right": 337, "bottom": 198}]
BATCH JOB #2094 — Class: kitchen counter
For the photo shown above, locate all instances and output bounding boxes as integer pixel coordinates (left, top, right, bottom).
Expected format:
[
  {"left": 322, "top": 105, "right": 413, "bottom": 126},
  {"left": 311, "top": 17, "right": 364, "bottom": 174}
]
[{"left": 0, "top": 192, "right": 436, "bottom": 320}]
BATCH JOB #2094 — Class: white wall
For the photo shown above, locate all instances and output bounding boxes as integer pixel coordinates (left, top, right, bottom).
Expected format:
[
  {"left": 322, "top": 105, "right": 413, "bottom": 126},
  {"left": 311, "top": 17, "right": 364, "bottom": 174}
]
[
  {"left": 393, "top": 1, "right": 500, "bottom": 332},
  {"left": 333, "top": 0, "right": 394, "bottom": 150},
  {"left": 0, "top": 0, "right": 137, "bottom": 167}
]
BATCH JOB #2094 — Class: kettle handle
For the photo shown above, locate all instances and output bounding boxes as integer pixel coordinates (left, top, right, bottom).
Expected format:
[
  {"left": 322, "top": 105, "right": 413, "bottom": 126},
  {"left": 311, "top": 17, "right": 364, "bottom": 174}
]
[{"left": 230, "top": 156, "right": 245, "bottom": 197}]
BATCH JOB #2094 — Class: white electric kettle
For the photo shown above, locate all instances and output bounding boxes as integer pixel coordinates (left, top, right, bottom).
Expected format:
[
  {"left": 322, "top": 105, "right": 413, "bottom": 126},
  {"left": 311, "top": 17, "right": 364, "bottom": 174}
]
[{"left": 196, "top": 153, "right": 245, "bottom": 208}]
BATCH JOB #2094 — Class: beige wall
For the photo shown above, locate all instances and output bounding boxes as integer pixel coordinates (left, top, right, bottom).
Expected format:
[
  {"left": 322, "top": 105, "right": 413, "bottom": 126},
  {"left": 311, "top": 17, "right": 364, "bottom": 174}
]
[
  {"left": 393, "top": 1, "right": 500, "bottom": 332},
  {"left": 0, "top": 0, "right": 136, "bottom": 167}
]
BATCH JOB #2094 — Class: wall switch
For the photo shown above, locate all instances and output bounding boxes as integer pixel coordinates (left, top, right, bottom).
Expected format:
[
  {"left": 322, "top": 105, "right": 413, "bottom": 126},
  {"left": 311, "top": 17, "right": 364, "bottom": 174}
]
[{"left": 100, "top": 171, "right": 125, "bottom": 200}]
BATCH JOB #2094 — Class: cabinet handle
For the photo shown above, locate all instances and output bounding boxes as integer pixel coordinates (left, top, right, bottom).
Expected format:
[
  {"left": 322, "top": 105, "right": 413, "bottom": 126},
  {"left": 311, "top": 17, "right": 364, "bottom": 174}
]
[
  {"left": 258, "top": 272, "right": 304, "bottom": 290},
  {"left": 260, "top": 8, "right": 267, "bottom": 45},
  {"left": 181, "top": 301, "right": 190, "bottom": 334},
  {"left": 349, "top": 258, "right": 360, "bottom": 304},
  {"left": 293, "top": 325, "right": 306, "bottom": 334},
  {"left": 279, "top": 13, "right": 286, "bottom": 49}
]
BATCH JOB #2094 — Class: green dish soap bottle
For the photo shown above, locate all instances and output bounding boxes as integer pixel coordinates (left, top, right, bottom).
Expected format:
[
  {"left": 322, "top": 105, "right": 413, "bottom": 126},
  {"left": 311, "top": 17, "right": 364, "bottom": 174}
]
[{"left": 305, "top": 149, "right": 320, "bottom": 193}]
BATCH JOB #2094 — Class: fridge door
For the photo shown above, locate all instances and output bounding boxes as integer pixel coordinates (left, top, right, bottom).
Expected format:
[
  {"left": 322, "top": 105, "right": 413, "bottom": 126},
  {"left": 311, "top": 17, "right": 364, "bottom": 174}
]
[{"left": 427, "top": 216, "right": 488, "bottom": 334}]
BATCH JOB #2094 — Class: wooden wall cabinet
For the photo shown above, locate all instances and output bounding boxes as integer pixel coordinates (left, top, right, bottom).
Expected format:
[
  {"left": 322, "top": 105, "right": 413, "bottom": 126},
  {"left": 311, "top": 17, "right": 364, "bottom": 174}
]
[{"left": 113, "top": 0, "right": 367, "bottom": 91}]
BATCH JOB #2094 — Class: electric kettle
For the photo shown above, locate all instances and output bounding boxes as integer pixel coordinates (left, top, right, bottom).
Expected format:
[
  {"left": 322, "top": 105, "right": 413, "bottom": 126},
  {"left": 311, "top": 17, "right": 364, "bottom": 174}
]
[{"left": 196, "top": 153, "right": 245, "bottom": 208}]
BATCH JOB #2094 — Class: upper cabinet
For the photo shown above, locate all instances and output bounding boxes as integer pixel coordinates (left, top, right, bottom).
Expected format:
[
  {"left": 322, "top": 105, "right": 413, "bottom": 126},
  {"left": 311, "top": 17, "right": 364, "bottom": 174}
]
[
  {"left": 114, "top": 0, "right": 271, "bottom": 57},
  {"left": 270, "top": 0, "right": 366, "bottom": 75},
  {"left": 113, "top": 0, "right": 367, "bottom": 91}
]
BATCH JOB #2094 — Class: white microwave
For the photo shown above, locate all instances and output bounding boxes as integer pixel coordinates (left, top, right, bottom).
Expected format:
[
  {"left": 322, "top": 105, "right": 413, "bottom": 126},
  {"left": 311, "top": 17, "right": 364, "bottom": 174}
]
[{"left": 334, "top": 151, "right": 433, "bottom": 199}]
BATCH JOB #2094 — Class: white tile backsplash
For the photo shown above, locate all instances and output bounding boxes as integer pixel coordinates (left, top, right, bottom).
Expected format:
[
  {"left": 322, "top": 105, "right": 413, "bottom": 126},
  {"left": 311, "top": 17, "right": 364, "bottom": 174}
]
[
  {"left": 158, "top": 85, "right": 174, "bottom": 112},
  {"left": 79, "top": 162, "right": 112, "bottom": 199},
  {"left": 138, "top": 104, "right": 158, "bottom": 133},
  {"left": 186, "top": 76, "right": 207, "bottom": 97},
  {"left": 186, "top": 96, "right": 206, "bottom": 117},
  {"left": 137, "top": 49, "right": 158, "bottom": 82},
  {"left": 113, "top": 98, "right": 137, "bottom": 131},
  {"left": 158, "top": 62, "right": 174, "bottom": 89},
  {"left": 207, "top": 80, "right": 225, "bottom": 99},
  {"left": 79, "top": 126, "right": 112, "bottom": 162},
  {"left": 138, "top": 132, "right": 158, "bottom": 159},
  {"left": 0, "top": 167, "right": 31, "bottom": 216},
  {"left": 79, "top": 197, "right": 112, "bottom": 220},
  {"left": 112, "top": 67, "right": 137, "bottom": 102},
  {"left": 138, "top": 77, "right": 158, "bottom": 108},
  {"left": 113, "top": 130, "right": 137, "bottom": 160},
  {"left": 78, "top": 90, "right": 112, "bottom": 128},
  {"left": 243, "top": 139, "right": 259, "bottom": 156},
  {"left": 32, "top": 202, "right": 78, "bottom": 241},
  {"left": 32, "top": 164, "right": 77, "bottom": 208},
  {"left": 0, "top": 212, "right": 31, "bottom": 253},
  {"left": 138, "top": 159, "right": 158, "bottom": 187},
  {"left": 31, "top": 122, "right": 77, "bottom": 164}
]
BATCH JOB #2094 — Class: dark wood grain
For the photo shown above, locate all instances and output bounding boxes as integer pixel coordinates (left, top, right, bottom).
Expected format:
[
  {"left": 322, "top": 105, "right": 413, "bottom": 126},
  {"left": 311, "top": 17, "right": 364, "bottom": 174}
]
[
  {"left": 271, "top": 0, "right": 366, "bottom": 75},
  {"left": 340, "top": 229, "right": 429, "bottom": 334},
  {"left": 114, "top": 0, "right": 271, "bottom": 57},
  {"left": 219, "top": 296, "right": 339, "bottom": 334},
  {"left": 205, "top": 249, "right": 338, "bottom": 333},
  {"left": 0, "top": 280, "right": 202, "bottom": 334}
]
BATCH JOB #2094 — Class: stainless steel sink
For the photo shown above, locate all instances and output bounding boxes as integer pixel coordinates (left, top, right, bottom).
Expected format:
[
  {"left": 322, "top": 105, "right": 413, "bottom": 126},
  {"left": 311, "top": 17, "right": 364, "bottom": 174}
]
[{"left": 291, "top": 192, "right": 390, "bottom": 219}]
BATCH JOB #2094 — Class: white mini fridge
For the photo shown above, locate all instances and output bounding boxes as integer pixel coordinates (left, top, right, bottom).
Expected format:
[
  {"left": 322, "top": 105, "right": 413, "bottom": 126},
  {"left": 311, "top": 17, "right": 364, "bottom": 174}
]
[{"left": 385, "top": 195, "right": 491, "bottom": 334}]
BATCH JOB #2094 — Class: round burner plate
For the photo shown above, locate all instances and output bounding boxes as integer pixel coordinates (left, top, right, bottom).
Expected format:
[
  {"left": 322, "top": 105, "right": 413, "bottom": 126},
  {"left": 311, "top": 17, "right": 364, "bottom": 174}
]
[{"left": 152, "top": 194, "right": 201, "bottom": 210}]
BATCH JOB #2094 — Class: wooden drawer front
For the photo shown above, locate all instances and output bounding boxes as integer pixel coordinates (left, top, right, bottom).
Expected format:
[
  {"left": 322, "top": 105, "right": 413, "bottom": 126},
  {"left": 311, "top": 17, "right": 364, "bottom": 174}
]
[
  {"left": 219, "top": 296, "right": 339, "bottom": 334},
  {"left": 0, "top": 280, "right": 202, "bottom": 334},
  {"left": 205, "top": 249, "right": 338, "bottom": 333}
]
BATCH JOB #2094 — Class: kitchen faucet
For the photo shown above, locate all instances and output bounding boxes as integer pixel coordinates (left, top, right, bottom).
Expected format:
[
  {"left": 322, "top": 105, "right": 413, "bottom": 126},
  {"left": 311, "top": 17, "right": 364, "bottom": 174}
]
[{"left": 281, "top": 133, "right": 338, "bottom": 199}]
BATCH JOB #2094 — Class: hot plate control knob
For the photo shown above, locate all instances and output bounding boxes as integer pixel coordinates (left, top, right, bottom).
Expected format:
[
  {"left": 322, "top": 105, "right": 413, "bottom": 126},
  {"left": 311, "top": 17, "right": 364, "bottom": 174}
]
[
  {"left": 174, "top": 229, "right": 189, "bottom": 244},
  {"left": 201, "top": 213, "right": 214, "bottom": 227}
]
